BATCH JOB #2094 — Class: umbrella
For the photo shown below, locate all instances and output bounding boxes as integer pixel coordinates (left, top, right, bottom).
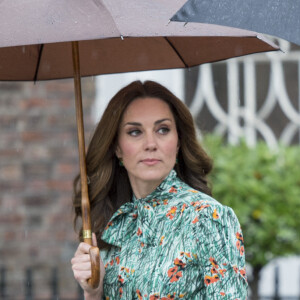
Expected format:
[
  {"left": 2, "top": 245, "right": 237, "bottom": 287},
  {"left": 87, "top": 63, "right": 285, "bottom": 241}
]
[
  {"left": 171, "top": 0, "right": 300, "bottom": 46},
  {"left": 0, "top": 0, "right": 279, "bottom": 289}
]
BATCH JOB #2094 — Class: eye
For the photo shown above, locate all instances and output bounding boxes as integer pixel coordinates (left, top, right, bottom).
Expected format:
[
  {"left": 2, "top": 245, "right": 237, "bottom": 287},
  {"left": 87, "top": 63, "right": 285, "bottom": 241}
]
[
  {"left": 127, "top": 129, "right": 141, "bottom": 137},
  {"left": 157, "top": 127, "right": 170, "bottom": 135}
]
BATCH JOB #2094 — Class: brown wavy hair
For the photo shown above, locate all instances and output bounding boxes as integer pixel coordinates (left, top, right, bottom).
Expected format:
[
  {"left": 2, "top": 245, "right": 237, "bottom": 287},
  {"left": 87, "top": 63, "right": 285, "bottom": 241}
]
[{"left": 73, "top": 80, "right": 213, "bottom": 249}]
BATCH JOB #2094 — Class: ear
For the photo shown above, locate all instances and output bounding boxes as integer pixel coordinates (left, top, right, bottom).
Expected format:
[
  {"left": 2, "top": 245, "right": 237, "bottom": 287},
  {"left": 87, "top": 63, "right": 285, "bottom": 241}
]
[{"left": 115, "top": 145, "right": 122, "bottom": 159}]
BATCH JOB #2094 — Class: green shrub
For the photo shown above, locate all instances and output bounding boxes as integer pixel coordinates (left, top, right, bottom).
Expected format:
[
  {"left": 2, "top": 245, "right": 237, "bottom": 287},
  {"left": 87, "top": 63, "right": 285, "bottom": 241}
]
[{"left": 203, "top": 134, "right": 300, "bottom": 268}]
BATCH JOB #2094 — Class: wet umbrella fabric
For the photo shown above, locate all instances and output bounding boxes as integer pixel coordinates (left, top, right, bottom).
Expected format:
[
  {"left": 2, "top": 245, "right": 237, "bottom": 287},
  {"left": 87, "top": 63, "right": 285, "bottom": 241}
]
[
  {"left": 171, "top": 0, "right": 300, "bottom": 46},
  {"left": 0, "top": 0, "right": 279, "bottom": 81}
]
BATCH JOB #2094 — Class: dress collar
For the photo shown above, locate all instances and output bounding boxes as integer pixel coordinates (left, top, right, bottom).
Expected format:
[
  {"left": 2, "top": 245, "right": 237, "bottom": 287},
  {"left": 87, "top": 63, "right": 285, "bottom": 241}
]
[
  {"left": 132, "top": 169, "right": 177, "bottom": 204},
  {"left": 101, "top": 169, "right": 178, "bottom": 247}
]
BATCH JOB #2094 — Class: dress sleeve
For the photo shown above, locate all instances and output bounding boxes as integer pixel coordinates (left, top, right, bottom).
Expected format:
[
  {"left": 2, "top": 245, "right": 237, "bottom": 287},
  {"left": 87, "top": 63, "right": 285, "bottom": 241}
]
[{"left": 191, "top": 204, "right": 248, "bottom": 299}]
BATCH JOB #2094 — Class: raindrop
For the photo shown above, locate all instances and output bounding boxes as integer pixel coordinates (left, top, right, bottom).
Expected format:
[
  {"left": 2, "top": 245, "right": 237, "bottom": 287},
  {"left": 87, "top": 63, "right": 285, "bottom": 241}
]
[{"left": 120, "top": 35, "right": 124, "bottom": 41}]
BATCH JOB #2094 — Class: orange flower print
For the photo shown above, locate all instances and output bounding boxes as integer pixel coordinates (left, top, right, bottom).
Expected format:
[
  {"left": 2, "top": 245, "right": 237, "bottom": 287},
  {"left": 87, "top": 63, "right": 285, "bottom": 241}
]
[
  {"left": 105, "top": 221, "right": 113, "bottom": 230},
  {"left": 174, "top": 258, "right": 186, "bottom": 268},
  {"left": 115, "top": 256, "right": 120, "bottom": 265},
  {"left": 118, "top": 275, "right": 124, "bottom": 284},
  {"left": 149, "top": 294, "right": 160, "bottom": 300},
  {"left": 160, "top": 236, "right": 165, "bottom": 245},
  {"left": 136, "top": 289, "right": 143, "bottom": 300},
  {"left": 117, "top": 209, "right": 123, "bottom": 215},
  {"left": 236, "top": 232, "right": 244, "bottom": 243},
  {"left": 240, "top": 268, "right": 246, "bottom": 278},
  {"left": 121, "top": 267, "right": 129, "bottom": 273},
  {"left": 213, "top": 274, "right": 220, "bottom": 282},
  {"left": 180, "top": 251, "right": 191, "bottom": 258},
  {"left": 161, "top": 293, "right": 176, "bottom": 300},
  {"left": 169, "top": 186, "right": 177, "bottom": 193},
  {"left": 209, "top": 257, "right": 219, "bottom": 269},
  {"left": 163, "top": 199, "right": 169, "bottom": 205},
  {"left": 220, "top": 292, "right": 226, "bottom": 296},
  {"left": 170, "top": 271, "right": 182, "bottom": 282},
  {"left": 219, "top": 269, "right": 227, "bottom": 277},
  {"left": 233, "top": 265, "right": 238, "bottom": 273},
  {"left": 192, "top": 216, "right": 199, "bottom": 224},
  {"left": 110, "top": 259, "right": 114, "bottom": 266},
  {"left": 213, "top": 208, "right": 219, "bottom": 219},
  {"left": 166, "top": 206, "right": 177, "bottom": 220},
  {"left": 167, "top": 266, "right": 183, "bottom": 283},
  {"left": 211, "top": 267, "right": 218, "bottom": 274},
  {"left": 180, "top": 203, "right": 187, "bottom": 215},
  {"left": 132, "top": 213, "right": 138, "bottom": 219},
  {"left": 240, "top": 245, "right": 245, "bottom": 256},
  {"left": 119, "top": 287, "right": 123, "bottom": 298},
  {"left": 195, "top": 204, "right": 210, "bottom": 212},
  {"left": 236, "top": 240, "right": 241, "bottom": 249},
  {"left": 204, "top": 275, "right": 214, "bottom": 286},
  {"left": 137, "top": 227, "right": 142, "bottom": 236},
  {"left": 167, "top": 266, "right": 178, "bottom": 277},
  {"left": 188, "top": 189, "right": 199, "bottom": 193}
]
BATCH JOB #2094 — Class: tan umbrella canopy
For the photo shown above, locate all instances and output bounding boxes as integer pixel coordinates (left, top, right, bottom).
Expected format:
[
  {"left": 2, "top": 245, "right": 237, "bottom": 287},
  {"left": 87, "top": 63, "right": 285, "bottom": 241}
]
[
  {"left": 0, "top": 0, "right": 278, "bottom": 81},
  {"left": 0, "top": 0, "right": 279, "bottom": 289}
]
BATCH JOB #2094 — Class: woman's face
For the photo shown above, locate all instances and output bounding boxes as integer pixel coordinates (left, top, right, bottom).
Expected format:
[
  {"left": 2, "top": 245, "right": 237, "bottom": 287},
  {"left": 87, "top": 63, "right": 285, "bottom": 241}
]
[{"left": 116, "top": 97, "right": 179, "bottom": 190}]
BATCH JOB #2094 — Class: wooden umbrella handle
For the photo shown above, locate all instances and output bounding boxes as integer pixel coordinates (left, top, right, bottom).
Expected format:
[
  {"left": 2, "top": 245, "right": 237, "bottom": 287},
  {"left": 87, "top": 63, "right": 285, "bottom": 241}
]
[{"left": 72, "top": 41, "right": 100, "bottom": 289}]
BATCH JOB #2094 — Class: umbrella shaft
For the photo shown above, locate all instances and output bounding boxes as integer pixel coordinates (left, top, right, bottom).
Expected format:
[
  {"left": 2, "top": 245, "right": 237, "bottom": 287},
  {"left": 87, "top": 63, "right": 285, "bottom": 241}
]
[{"left": 72, "top": 41, "right": 92, "bottom": 245}]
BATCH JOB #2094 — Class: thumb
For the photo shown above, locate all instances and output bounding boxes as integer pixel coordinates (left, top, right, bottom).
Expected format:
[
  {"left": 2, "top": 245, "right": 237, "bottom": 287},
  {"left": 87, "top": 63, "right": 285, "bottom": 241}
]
[{"left": 92, "top": 232, "right": 98, "bottom": 247}]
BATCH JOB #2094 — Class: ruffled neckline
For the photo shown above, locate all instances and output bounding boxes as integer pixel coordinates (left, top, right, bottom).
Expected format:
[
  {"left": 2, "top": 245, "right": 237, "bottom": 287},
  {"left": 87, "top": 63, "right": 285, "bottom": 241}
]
[
  {"left": 132, "top": 169, "right": 177, "bottom": 203},
  {"left": 101, "top": 169, "right": 178, "bottom": 247}
]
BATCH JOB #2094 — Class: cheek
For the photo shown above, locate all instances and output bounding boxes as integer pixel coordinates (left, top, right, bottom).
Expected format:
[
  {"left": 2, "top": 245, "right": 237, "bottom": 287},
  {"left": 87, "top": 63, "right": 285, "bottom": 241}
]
[
  {"left": 118, "top": 139, "right": 137, "bottom": 158},
  {"left": 163, "top": 136, "right": 179, "bottom": 156}
]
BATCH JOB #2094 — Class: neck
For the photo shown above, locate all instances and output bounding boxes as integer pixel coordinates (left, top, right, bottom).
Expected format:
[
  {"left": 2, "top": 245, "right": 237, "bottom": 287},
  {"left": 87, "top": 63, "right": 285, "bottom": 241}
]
[{"left": 130, "top": 178, "right": 163, "bottom": 199}]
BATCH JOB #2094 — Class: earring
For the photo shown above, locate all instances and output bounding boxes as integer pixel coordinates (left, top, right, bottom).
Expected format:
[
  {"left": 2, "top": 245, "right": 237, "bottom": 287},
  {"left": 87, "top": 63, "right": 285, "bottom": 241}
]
[{"left": 119, "top": 159, "right": 124, "bottom": 167}]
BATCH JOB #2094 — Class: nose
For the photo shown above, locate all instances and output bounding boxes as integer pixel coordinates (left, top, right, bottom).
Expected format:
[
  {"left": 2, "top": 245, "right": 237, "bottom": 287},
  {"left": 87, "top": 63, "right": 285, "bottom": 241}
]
[{"left": 144, "top": 132, "right": 157, "bottom": 151}]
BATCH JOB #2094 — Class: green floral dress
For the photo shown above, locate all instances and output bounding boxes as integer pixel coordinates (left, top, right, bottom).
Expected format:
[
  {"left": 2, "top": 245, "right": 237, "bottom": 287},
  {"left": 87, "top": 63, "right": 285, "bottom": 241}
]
[{"left": 101, "top": 170, "right": 248, "bottom": 299}]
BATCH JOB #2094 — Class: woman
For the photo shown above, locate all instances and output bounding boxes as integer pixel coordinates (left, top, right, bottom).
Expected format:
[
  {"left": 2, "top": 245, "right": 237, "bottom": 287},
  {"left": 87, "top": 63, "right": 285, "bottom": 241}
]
[{"left": 71, "top": 80, "right": 248, "bottom": 299}]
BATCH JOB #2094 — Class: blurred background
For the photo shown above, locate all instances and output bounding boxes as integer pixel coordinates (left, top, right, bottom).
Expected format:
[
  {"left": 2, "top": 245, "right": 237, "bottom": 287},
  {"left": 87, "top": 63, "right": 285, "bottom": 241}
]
[{"left": 0, "top": 36, "right": 299, "bottom": 299}]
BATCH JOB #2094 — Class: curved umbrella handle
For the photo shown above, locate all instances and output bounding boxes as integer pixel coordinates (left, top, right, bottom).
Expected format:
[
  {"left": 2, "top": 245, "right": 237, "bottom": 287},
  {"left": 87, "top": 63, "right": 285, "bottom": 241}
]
[
  {"left": 72, "top": 41, "right": 100, "bottom": 289},
  {"left": 88, "top": 246, "right": 100, "bottom": 288}
]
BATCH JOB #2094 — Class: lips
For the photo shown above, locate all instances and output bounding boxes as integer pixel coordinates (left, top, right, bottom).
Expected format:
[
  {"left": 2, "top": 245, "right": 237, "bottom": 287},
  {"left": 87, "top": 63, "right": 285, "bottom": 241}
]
[{"left": 141, "top": 159, "right": 161, "bottom": 166}]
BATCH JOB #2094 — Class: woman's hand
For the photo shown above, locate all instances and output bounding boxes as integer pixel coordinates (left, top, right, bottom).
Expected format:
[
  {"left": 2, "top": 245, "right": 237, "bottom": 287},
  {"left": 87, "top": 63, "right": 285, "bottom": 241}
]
[{"left": 71, "top": 233, "right": 105, "bottom": 300}]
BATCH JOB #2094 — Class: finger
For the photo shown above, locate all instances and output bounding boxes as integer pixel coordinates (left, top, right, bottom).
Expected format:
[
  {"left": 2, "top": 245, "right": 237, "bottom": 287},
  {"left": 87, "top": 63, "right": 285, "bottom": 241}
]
[
  {"left": 74, "top": 242, "right": 92, "bottom": 256},
  {"left": 92, "top": 233, "right": 98, "bottom": 247},
  {"left": 72, "top": 253, "right": 91, "bottom": 262},
  {"left": 72, "top": 261, "right": 92, "bottom": 272},
  {"left": 74, "top": 270, "right": 92, "bottom": 282},
  {"left": 71, "top": 253, "right": 91, "bottom": 267}
]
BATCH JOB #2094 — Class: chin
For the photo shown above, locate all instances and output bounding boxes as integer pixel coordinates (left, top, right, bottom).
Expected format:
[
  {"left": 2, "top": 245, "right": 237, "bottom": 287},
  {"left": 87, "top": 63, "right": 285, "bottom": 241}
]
[{"left": 139, "top": 168, "right": 171, "bottom": 182}]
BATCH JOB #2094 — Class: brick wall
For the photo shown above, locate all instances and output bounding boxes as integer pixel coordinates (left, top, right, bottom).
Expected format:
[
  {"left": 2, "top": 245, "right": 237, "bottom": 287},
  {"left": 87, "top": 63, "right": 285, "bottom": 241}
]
[{"left": 0, "top": 78, "right": 95, "bottom": 299}]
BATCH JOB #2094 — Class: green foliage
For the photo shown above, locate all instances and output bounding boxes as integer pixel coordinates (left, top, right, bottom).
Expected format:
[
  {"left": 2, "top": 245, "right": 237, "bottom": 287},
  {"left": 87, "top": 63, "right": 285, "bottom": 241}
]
[{"left": 203, "top": 135, "right": 300, "bottom": 268}]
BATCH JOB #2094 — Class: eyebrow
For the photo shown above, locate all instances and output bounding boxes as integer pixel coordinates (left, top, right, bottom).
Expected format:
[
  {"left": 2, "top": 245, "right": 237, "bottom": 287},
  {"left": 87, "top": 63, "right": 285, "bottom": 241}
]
[{"left": 124, "top": 118, "right": 172, "bottom": 127}]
